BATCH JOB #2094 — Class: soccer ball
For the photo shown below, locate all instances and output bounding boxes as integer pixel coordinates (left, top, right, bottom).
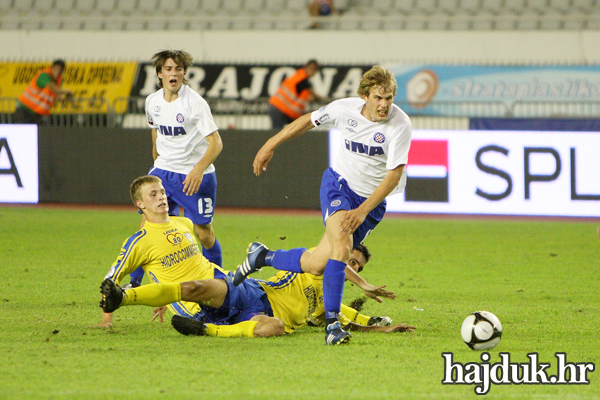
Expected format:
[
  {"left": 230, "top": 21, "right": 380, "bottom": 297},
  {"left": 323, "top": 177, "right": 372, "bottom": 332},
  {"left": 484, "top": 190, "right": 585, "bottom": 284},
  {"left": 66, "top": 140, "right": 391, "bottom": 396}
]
[{"left": 461, "top": 311, "right": 503, "bottom": 350}]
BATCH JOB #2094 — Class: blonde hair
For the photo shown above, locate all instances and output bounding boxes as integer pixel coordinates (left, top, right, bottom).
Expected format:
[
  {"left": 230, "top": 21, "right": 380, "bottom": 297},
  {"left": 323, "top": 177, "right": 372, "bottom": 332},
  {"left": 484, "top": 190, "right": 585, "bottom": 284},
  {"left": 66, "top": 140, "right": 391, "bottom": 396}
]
[
  {"left": 357, "top": 65, "right": 397, "bottom": 97},
  {"left": 152, "top": 49, "right": 193, "bottom": 88},
  {"left": 130, "top": 175, "right": 162, "bottom": 206}
]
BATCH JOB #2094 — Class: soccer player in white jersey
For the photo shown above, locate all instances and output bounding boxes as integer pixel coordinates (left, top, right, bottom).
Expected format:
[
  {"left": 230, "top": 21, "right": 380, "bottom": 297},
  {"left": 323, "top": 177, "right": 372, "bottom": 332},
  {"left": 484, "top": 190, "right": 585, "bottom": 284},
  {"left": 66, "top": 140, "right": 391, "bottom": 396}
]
[
  {"left": 233, "top": 66, "right": 412, "bottom": 345},
  {"left": 143, "top": 50, "right": 224, "bottom": 269}
]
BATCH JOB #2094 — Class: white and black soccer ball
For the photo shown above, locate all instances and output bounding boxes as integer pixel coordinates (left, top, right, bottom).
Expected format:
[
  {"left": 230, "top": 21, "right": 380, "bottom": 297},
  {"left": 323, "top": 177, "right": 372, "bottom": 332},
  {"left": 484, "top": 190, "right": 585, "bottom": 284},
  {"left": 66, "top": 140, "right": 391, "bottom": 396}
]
[{"left": 461, "top": 311, "right": 503, "bottom": 350}]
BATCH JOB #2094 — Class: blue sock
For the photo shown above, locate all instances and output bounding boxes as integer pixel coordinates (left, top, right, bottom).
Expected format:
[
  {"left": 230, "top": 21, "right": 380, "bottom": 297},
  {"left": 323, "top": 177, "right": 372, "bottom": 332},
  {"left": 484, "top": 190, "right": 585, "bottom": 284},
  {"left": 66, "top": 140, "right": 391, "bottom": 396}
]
[
  {"left": 129, "top": 267, "right": 144, "bottom": 287},
  {"left": 202, "top": 238, "right": 223, "bottom": 267},
  {"left": 269, "top": 248, "right": 307, "bottom": 273},
  {"left": 323, "top": 259, "right": 346, "bottom": 318}
]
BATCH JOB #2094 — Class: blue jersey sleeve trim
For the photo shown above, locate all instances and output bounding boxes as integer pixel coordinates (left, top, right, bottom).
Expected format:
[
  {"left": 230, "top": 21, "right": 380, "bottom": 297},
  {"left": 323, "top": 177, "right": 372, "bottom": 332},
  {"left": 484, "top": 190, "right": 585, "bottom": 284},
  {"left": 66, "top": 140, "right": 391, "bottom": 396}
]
[
  {"left": 109, "top": 230, "right": 147, "bottom": 282},
  {"left": 259, "top": 272, "right": 297, "bottom": 289}
]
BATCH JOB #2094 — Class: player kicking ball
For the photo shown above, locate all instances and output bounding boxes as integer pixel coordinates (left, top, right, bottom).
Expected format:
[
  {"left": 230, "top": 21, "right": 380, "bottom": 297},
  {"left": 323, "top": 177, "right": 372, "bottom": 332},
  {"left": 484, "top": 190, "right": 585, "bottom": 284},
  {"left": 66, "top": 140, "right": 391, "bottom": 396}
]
[{"left": 234, "top": 66, "right": 412, "bottom": 345}]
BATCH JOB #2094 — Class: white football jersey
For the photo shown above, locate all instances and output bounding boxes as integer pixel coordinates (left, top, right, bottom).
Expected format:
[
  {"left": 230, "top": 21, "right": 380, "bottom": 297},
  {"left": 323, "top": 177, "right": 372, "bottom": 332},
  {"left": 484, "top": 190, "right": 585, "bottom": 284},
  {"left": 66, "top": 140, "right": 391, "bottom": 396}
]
[
  {"left": 311, "top": 97, "right": 412, "bottom": 198},
  {"left": 145, "top": 85, "right": 219, "bottom": 174}
]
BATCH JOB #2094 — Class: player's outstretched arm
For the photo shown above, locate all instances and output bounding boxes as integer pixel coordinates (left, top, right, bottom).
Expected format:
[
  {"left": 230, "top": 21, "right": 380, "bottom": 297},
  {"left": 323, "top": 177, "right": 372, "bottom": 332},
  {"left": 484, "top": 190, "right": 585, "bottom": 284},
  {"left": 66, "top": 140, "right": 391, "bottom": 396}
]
[
  {"left": 254, "top": 113, "right": 314, "bottom": 176},
  {"left": 345, "top": 265, "right": 396, "bottom": 302},
  {"left": 345, "top": 321, "right": 416, "bottom": 333}
]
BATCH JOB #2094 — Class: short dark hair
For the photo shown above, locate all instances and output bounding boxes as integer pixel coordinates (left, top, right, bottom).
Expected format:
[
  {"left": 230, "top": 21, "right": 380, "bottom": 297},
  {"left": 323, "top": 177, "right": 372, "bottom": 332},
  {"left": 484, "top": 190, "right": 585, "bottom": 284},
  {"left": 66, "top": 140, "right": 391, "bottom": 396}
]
[
  {"left": 52, "top": 59, "right": 66, "bottom": 69},
  {"left": 354, "top": 244, "right": 371, "bottom": 273},
  {"left": 354, "top": 244, "right": 371, "bottom": 262}
]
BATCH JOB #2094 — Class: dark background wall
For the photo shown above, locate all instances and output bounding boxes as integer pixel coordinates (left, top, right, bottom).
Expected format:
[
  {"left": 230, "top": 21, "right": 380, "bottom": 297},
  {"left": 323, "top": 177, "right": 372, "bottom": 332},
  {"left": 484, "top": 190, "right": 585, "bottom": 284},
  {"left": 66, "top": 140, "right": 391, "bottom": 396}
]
[{"left": 38, "top": 127, "right": 329, "bottom": 209}]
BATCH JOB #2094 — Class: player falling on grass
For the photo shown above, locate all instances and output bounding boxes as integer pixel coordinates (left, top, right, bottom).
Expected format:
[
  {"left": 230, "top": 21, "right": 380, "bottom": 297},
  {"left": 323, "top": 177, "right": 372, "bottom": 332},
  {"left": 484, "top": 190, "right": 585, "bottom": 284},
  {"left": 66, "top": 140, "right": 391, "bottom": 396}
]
[
  {"left": 100, "top": 244, "right": 415, "bottom": 338},
  {"left": 144, "top": 49, "right": 223, "bottom": 267},
  {"left": 233, "top": 65, "right": 412, "bottom": 345},
  {"left": 99, "top": 175, "right": 407, "bottom": 337}
]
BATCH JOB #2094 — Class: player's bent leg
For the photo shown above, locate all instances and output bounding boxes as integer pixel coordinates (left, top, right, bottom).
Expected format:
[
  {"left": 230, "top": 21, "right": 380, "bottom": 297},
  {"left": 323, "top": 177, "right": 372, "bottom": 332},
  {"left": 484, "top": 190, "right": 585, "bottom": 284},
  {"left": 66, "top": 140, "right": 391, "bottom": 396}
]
[
  {"left": 194, "top": 223, "right": 223, "bottom": 267},
  {"left": 180, "top": 279, "right": 228, "bottom": 309},
  {"left": 297, "top": 232, "right": 332, "bottom": 275},
  {"left": 251, "top": 315, "right": 286, "bottom": 337},
  {"left": 194, "top": 223, "right": 215, "bottom": 248}
]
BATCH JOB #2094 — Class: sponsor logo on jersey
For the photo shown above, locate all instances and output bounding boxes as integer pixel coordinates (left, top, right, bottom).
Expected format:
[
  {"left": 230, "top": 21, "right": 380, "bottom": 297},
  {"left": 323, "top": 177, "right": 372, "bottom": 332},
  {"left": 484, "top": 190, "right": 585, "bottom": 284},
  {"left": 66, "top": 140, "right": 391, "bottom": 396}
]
[
  {"left": 330, "top": 199, "right": 341, "bottom": 207},
  {"left": 184, "top": 233, "right": 195, "bottom": 243},
  {"left": 374, "top": 132, "right": 385, "bottom": 143},
  {"left": 344, "top": 139, "right": 384, "bottom": 156},
  {"left": 314, "top": 113, "right": 330, "bottom": 126},
  {"left": 154, "top": 106, "right": 161, "bottom": 112},
  {"left": 158, "top": 125, "right": 187, "bottom": 136},
  {"left": 160, "top": 243, "right": 201, "bottom": 268},
  {"left": 176, "top": 113, "right": 185, "bottom": 123},
  {"left": 348, "top": 119, "right": 358, "bottom": 127}
]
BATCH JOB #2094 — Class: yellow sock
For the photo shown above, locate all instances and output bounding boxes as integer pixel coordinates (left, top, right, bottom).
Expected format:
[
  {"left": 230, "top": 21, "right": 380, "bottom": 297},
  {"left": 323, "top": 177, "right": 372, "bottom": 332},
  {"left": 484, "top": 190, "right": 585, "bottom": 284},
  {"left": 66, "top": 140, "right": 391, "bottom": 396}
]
[
  {"left": 341, "top": 304, "right": 370, "bottom": 325},
  {"left": 122, "top": 282, "right": 181, "bottom": 307},
  {"left": 205, "top": 321, "right": 258, "bottom": 338}
]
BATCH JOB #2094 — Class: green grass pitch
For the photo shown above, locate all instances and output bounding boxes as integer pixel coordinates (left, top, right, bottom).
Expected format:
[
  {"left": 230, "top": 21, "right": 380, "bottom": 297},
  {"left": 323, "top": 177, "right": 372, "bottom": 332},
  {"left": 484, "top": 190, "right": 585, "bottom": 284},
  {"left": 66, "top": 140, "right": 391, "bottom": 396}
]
[{"left": 0, "top": 205, "right": 598, "bottom": 399}]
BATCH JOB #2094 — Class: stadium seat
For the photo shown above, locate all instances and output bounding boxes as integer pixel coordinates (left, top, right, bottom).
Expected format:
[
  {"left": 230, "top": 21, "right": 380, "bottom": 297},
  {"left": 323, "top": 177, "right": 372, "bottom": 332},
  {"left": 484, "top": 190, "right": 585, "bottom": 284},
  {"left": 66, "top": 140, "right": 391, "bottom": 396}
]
[
  {"left": 285, "top": 0, "right": 307, "bottom": 14},
  {"left": 245, "top": 0, "right": 265, "bottom": 13},
  {"left": 571, "top": 0, "right": 596, "bottom": 13},
  {"left": 34, "top": 0, "right": 54, "bottom": 13},
  {"left": 526, "top": 0, "right": 550, "bottom": 14},
  {"left": 54, "top": 0, "right": 76, "bottom": 13},
  {"left": 96, "top": 0, "right": 117, "bottom": 14},
  {"left": 116, "top": 0, "right": 138, "bottom": 14},
  {"left": 480, "top": 0, "right": 503, "bottom": 14},
  {"left": 201, "top": 0, "right": 223, "bottom": 14},
  {"left": 458, "top": 0, "right": 481, "bottom": 15},
  {"left": 393, "top": 0, "right": 415, "bottom": 14},
  {"left": 76, "top": 0, "right": 96, "bottom": 13},
  {"left": 222, "top": 0, "right": 243, "bottom": 13},
  {"left": 138, "top": 0, "right": 159, "bottom": 14},
  {"left": 413, "top": 0, "right": 436, "bottom": 14},
  {"left": 438, "top": 0, "right": 461, "bottom": 15},
  {"left": 264, "top": 0, "right": 286, "bottom": 12},
  {"left": 180, "top": 0, "right": 200, "bottom": 12}
]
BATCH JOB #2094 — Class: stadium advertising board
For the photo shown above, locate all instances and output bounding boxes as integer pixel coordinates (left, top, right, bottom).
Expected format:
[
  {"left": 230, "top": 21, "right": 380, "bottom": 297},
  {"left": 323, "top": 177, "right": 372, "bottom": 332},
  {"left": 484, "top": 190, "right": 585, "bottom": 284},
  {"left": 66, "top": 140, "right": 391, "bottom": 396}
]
[
  {"left": 131, "top": 63, "right": 372, "bottom": 113},
  {"left": 329, "top": 129, "right": 600, "bottom": 217},
  {"left": 391, "top": 65, "right": 600, "bottom": 116},
  {"left": 0, "top": 62, "right": 138, "bottom": 113},
  {"left": 0, "top": 124, "right": 38, "bottom": 203}
]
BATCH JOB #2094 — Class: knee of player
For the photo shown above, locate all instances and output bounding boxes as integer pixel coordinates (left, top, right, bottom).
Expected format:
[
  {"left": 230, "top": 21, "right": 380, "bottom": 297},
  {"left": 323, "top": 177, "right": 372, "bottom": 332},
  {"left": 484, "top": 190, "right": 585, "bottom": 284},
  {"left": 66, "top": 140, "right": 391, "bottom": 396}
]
[
  {"left": 254, "top": 317, "right": 285, "bottom": 337},
  {"left": 194, "top": 224, "right": 215, "bottom": 240},
  {"left": 330, "top": 242, "right": 352, "bottom": 262},
  {"left": 181, "top": 280, "right": 207, "bottom": 302}
]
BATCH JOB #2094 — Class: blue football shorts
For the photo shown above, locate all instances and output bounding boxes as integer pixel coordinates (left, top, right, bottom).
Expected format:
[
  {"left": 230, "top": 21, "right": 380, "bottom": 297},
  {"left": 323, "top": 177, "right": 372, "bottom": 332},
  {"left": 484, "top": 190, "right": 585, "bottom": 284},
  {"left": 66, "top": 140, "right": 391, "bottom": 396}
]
[
  {"left": 200, "top": 273, "right": 274, "bottom": 325},
  {"left": 148, "top": 167, "right": 217, "bottom": 226},
  {"left": 319, "top": 167, "right": 386, "bottom": 248}
]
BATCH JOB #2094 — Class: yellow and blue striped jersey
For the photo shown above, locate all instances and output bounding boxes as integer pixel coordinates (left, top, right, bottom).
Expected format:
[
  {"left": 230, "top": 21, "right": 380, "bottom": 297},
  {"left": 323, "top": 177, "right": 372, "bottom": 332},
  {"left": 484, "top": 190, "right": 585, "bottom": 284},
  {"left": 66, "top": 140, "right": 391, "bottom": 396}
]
[
  {"left": 258, "top": 271, "right": 324, "bottom": 333},
  {"left": 104, "top": 216, "right": 227, "bottom": 317}
]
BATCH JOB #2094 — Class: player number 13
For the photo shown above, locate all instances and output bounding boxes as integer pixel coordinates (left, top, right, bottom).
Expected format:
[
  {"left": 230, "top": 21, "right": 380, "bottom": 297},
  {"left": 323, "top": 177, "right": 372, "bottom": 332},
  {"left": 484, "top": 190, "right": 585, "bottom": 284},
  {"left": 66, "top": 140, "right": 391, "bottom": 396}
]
[{"left": 198, "top": 197, "right": 214, "bottom": 215}]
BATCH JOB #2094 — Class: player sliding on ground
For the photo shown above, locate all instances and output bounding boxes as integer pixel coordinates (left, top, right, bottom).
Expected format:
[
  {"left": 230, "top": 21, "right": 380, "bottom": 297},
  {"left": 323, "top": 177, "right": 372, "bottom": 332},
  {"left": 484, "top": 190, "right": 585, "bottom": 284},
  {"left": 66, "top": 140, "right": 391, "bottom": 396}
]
[
  {"left": 100, "top": 246, "right": 415, "bottom": 338},
  {"left": 98, "top": 175, "right": 414, "bottom": 339},
  {"left": 234, "top": 65, "right": 412, "bottom": 345}
]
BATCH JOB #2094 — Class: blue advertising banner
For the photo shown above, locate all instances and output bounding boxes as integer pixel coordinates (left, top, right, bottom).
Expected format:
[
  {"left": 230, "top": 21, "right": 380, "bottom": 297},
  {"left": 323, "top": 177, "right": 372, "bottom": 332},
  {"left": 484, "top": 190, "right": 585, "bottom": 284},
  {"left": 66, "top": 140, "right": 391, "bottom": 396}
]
[
  {"left": 470, "top": 118, "right": 600, "bottom": 131},
  {"left": 390, "top": 65, "right": 600, "bottom": 116}
]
